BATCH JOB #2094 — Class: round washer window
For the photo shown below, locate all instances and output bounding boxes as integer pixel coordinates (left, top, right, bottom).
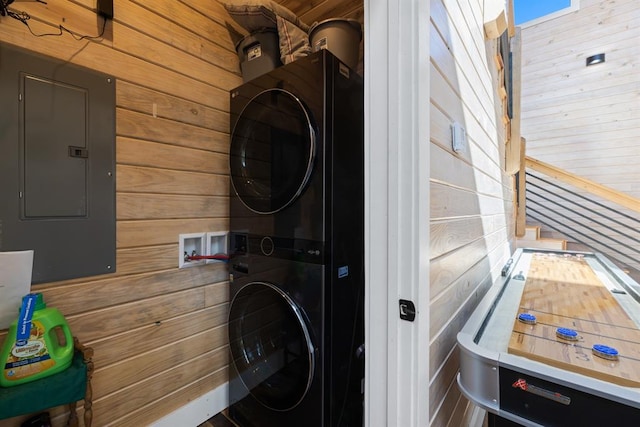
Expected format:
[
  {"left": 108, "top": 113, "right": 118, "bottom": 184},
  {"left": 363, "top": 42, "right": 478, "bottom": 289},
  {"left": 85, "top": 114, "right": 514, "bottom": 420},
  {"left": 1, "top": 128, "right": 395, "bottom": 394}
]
[
  {"left": 228, "top": 282, "right": 315, "bottom": 411},
  {"left": 230, "top": 89, "right": 316, "bottom": 214}
]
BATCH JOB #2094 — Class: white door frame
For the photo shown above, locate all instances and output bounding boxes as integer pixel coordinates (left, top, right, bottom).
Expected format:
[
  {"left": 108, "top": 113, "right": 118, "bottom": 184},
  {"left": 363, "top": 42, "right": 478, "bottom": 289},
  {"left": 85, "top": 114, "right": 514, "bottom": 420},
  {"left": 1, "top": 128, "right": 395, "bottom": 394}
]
[{"left": 364, "top": 0, "right": 430, "bottom": 426}]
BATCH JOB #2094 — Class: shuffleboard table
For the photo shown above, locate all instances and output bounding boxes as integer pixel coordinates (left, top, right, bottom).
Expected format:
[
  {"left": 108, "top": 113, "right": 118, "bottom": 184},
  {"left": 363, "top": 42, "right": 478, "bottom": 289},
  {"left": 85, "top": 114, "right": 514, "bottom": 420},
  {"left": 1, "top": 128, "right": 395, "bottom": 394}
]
[{"left": 457, "top": 248, "right": 640, "bottom": 426}]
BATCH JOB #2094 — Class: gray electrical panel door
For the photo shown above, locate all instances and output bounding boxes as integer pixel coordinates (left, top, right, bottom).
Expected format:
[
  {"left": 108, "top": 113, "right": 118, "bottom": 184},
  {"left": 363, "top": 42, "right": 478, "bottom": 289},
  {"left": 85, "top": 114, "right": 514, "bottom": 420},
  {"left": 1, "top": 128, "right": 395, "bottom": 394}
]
[
  {"left": 23, "top": 76, "right": 89, "bottom": 218},
  {"left": 0, "top": 42, "right": 116, "bottom": 284}
]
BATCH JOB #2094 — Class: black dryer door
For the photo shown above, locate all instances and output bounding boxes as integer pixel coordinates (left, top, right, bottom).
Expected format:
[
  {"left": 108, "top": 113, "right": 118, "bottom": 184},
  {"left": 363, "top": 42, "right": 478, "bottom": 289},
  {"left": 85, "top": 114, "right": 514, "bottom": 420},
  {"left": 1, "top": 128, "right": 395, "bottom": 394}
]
[
  {"left": 230, "top": 89, "right": 316, "bottom": 214},
  {"left": 228, "top": 282, "right": 315, "bottom": 411}
]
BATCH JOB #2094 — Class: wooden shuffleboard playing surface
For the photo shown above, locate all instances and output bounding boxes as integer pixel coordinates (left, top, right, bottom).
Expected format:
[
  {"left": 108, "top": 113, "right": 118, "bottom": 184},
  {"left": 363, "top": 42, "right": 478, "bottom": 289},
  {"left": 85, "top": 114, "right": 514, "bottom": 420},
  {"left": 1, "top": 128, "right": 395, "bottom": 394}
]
[{"left": 508, "top": 252, "right": 640, "bottom": 388}]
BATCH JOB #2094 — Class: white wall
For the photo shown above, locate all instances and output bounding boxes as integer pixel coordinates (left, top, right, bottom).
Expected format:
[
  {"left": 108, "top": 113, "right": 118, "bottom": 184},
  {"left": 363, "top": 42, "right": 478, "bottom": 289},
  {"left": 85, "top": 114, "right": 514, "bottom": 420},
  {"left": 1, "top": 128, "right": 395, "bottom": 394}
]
[
  {"left": 429, "top": 0, "right": 515, "bottom": 425},
  {"left": 521, "top": 0, "right": 639, "bottom": 199}
]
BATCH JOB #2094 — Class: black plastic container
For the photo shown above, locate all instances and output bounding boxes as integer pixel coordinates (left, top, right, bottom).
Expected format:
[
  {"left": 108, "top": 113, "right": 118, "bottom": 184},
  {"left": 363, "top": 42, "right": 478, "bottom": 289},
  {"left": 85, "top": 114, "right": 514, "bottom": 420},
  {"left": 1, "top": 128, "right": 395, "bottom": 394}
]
[{"left": 235, "top": 29, "right": 282, "bottom": 82}]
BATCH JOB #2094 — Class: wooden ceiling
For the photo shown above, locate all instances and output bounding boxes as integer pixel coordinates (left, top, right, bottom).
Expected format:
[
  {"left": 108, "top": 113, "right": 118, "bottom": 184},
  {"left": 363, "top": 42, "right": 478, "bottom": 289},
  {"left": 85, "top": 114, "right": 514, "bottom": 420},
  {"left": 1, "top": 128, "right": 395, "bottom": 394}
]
[{"left": 275, "top": 0, "right": 364, "bottom": 26}]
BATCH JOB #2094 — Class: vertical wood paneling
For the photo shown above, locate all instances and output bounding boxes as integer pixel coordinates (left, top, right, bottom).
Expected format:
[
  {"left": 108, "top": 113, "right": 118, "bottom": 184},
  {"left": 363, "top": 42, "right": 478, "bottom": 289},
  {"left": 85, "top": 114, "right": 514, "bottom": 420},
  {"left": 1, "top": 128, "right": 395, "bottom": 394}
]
[{"left": 0, "top": 0, "right": 239, "bottom": 425}]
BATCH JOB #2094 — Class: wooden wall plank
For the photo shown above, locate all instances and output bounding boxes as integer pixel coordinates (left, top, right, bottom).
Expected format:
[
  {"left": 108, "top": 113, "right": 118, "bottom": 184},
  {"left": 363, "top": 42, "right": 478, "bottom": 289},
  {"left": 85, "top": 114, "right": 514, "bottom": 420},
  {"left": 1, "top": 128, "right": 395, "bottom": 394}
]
[
  {"left": 14, "top": 1, "right": 108, "bottom": 39},
  {"left": 93, "top": 324, "right": 228, "bottom": 397},
  {"left": 521, "top": 0, "right": 640, "bottom": 200},
  {"left": 115, "top": 0, "right": 241, "bottom": 74},
  {"left": 111, "top": 22, "right": 241, "bottom": 91},
  {"left": 116, "top": 165, "right": 229, "bottom": 196},
  {"left": 117, "top": 218, "right": 229, "bottom": 248},
  {"left": 428, "top": 0, "right": 513, "bottom": 424},
  {"left": 117, "top": 193, "right": 228, "bottom": 220},
  {"left": 431, "top": 144, "right": 504, "bottom": 198},
  {"left": 429, "top": 340, "right": 461, "bottom": 420},
  {"left": 521, "top": 1, "right": 638, "bottom": 51},
  {"left": 430, "top": 262, "right": 500, "bottom": 379},
  {"left": 40, "top": 266, "right": 227, "bottom": 317},
  {"left": 431, "top": 183, "right": 507, "bottom": 219},
  {"left": 430, "top": 228, "right": 506, "bottom": 299},
  {"left": 92, "top": 347, "right": 228, "bottom": 424},
  {"left": 88, "top": 302, "right": 229, "bottom": 368},
  {"left": 431, "top": 215, "right": 505, "bottom": 259},
  {"left": 115, "top": 367, "right": 228, "bottom": 427},
  {"left": 430, "top": 261, "right": 494, "bottom": 339},
  {"left": 131, "top": 0, "right": 237, "bottom": 52},
  {"left": 0, "top": 1, "right": 235, "bottom": 425},
  {"left": 0, "top": 21, "right": 231, "bottom": 111},
  {"left": 429, "top": 374, "right": 463, "bottom": 427},
  {"left": 116, "top": 80, "right": 230, "bottom": 132},
  {"left": 116, "top": 245, "right": 177, "bottom": 275},
  {"left": 116, "top": 137, "right": 229, "bottom": 174},
  {"left": 117, "top": 109, "right": 229, "bottom": 154},
  {"left": 0, "top": 2, "right": 517, "bottom": 427},
  {"left": 67, "top": 288, "right": 207, "bottom": 340}
]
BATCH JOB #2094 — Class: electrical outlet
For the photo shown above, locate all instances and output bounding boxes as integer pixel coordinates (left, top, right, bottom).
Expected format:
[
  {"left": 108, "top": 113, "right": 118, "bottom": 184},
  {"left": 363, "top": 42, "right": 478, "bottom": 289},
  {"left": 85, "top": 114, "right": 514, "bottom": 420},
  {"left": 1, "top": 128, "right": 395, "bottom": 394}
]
[
  {"left": 178, "top": 233, "right": 205, "bottom": 268},
  {"left": 205, "top": 231, "right": 229, "bottom": 264}
]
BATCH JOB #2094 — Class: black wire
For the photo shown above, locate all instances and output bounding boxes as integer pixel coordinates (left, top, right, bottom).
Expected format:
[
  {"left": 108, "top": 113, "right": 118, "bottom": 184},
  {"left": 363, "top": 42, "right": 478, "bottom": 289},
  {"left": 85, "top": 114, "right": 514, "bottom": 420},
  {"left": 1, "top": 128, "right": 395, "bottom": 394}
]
[
  {"left": 6, "top": 7, "right": 107, "bottom": 40},
  {"left": 0, "top": 0, "right": 12, "bottom": 16}
]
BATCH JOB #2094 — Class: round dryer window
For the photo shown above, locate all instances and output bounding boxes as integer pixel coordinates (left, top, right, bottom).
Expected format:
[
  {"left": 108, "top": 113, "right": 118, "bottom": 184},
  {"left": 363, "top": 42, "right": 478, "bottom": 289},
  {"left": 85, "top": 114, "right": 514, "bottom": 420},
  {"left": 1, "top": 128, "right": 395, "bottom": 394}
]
[
  {"left": 230, "top": 89, "right": 316, "bottom": 214},
  {"left": 228, "top": 282, "right": 315, "bottom": 411}
]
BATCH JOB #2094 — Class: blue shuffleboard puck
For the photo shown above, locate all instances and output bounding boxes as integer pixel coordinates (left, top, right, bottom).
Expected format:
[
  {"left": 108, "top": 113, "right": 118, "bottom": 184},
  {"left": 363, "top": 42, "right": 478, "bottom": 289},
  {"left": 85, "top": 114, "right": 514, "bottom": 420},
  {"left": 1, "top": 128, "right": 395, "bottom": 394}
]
[
  {"left": 556, "top": 328, "right": 579, "bottom": 341},
  {"left": 518, "top": 313, "right": 537, "bottom": 325},
  {"left": 592, "top": 344, "right": 619, "bottom": 361}
]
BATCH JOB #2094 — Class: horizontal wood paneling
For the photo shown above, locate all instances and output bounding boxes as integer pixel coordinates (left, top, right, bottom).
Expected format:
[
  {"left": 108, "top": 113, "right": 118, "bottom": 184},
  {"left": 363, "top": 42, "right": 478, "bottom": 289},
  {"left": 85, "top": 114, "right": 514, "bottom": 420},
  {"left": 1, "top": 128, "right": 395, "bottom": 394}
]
[
  {"left": 0, "top": 0, "right": 237, "bottom": 425},
  {"left": 93, "top": 324, "right": 228, "bottom": 397},
  {"left": 0, "top": 2, "right": 518, "bottom": 427},
  {"left": 115, "top": 245, "right": 177, "bottom": 275},
  {"left": 131, "top": 0, "right": 238, "bottom": 53},
  {"left": 116, "top": 80, "right": 230, "bottom": 131},
  {"left": 117, "top": 109, "right": 230, "bottom": 154},
  {"left": 428, "top": 339, "right": 461, "bottom": 420},
  {"left": 116, "top": 165, "right": 229, "bottom": 196},
  {"left": 93, "top": 346, "right": 228, "bottom": 424},
  {"left": 112, "top": 367, "right": 228, "bottom": 427},
  {"left": 117, "top": 218, "right": 229, "bottom": 248},
  {"left": 116, "top": 137, "right": 229, "bottom": 174},
  {"left": 520, "top": 0, "right": 639, "bottom": 276},
  {"left": 429, "top": 0, "right": 513, "bottom": 424},
  {"left": 89, "top": 302, "right": 229, "bottom": 369},
  {"left": 117, "top": 193, "right": 228, "bottom": 220},
  {"left": 38, "top": 267, "right": 227, "bottom": 318},
  {"left": 521, "top": 2, "right": 638, "bottom": 53},
  {"left": 521, "top": 0, "right": 640, "bottom": 200}
]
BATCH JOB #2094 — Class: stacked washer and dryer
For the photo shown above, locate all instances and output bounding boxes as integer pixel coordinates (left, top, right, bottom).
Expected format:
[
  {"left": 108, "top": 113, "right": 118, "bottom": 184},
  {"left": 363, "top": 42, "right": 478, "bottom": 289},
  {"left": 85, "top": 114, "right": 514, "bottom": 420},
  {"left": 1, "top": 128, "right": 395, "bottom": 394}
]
[{"left": 227, "top": 50, "right": 365, "bottom": 426}]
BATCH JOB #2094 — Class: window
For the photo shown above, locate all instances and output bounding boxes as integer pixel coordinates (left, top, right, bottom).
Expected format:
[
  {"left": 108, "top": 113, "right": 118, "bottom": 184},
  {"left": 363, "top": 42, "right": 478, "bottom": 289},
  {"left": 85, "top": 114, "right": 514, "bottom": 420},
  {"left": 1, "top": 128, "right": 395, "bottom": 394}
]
[{"left": 514, "top": 0, "right": 578, "bottom": 26}]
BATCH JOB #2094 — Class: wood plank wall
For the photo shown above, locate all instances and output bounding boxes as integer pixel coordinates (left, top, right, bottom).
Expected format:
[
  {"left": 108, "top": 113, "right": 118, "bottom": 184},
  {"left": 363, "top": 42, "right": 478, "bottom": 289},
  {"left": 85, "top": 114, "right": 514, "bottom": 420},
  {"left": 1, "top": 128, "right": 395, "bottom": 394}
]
[
  {"left": 520, "top": 0, "right": 639, "bottom": 266},
  {"left": 0, "top": 1, "right": 242, "bottom": 425},
  {"left": 0, "top": 1, "right": 516, "bottom": 426},
  {"left": 521, "top": 0, "right": 639, "bottom": 198},
  {"left": 430, "top": 0, "right": 514, "bottom": 425}
]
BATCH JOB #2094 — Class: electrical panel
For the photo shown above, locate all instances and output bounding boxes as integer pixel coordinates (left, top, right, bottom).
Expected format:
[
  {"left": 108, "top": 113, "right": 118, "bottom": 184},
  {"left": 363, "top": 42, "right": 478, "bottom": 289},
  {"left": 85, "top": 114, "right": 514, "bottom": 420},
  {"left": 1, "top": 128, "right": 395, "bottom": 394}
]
[{"left": 0, "top": 42, "right": 116, "bottom": 284}]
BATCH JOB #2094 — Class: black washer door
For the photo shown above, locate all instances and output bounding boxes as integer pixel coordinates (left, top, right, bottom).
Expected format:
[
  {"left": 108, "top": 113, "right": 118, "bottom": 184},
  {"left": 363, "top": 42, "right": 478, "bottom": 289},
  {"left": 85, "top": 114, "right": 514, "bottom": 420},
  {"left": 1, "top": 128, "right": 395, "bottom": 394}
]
[
  {"left": 230, "top": 89, "right": 315, "bottom": 214},
  {"left": 228, "top": 282, "right": 315, "bottom": 411}
]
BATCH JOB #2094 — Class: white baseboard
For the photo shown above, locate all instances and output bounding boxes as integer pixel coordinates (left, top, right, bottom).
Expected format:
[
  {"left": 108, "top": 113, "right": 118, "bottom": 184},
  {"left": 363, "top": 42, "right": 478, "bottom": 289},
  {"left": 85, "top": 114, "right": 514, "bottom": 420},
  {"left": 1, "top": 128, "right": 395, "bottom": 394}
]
[{"left": 150, "top": 382, "right": 229, "bottom": 427}]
